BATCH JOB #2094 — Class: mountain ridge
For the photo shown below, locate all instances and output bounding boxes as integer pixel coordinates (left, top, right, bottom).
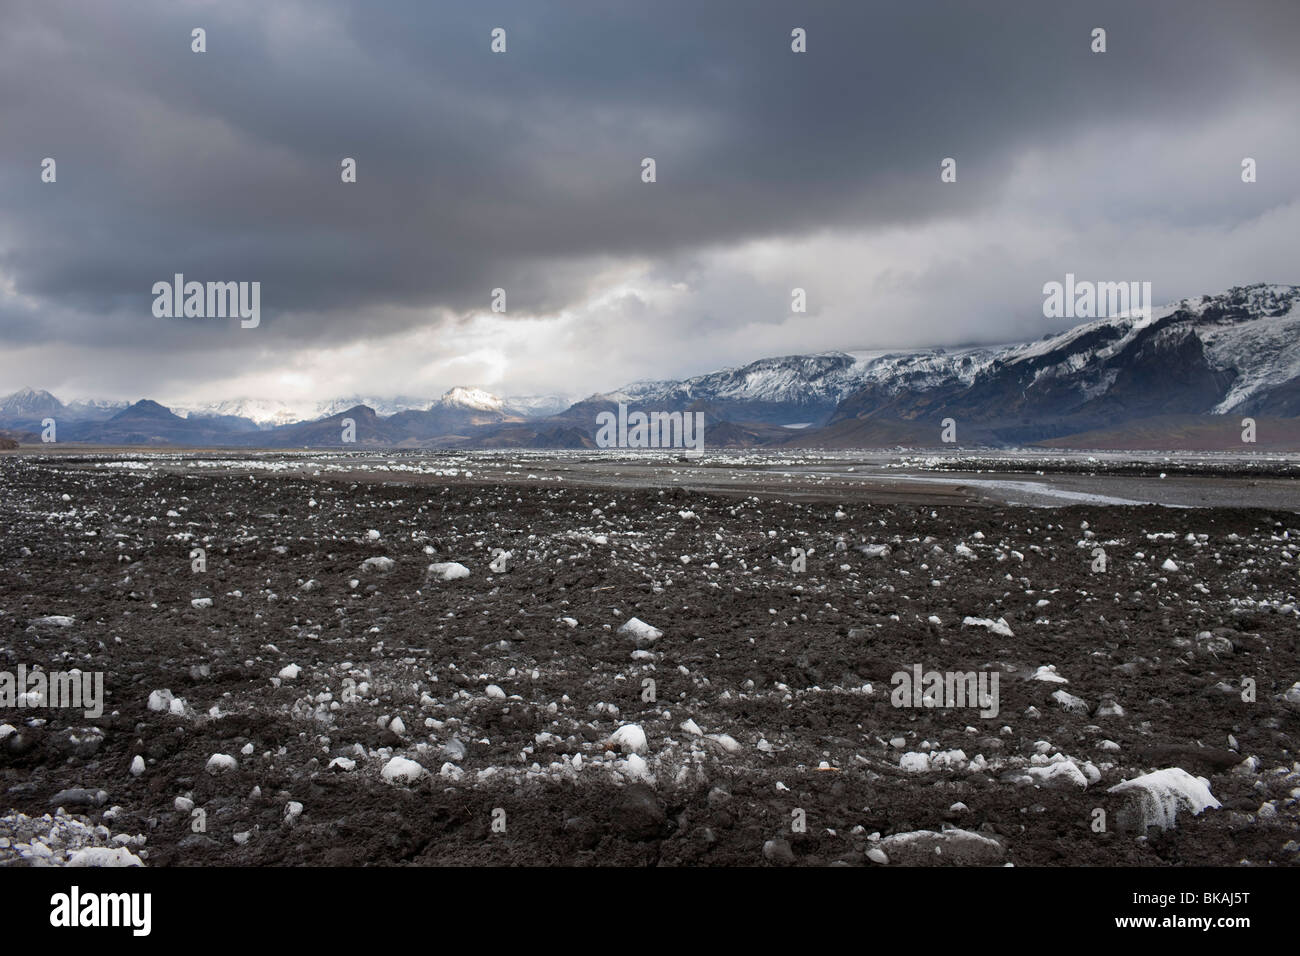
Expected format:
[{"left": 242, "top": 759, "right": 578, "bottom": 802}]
[{"left": 3, "top": 283, "right": 1297, "bottom": 449}]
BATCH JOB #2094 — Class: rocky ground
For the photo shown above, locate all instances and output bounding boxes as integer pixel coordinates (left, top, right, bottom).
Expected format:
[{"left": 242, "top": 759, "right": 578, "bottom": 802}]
[{"left": 1, "top": 452, "right": 1298, "bottom": 866}]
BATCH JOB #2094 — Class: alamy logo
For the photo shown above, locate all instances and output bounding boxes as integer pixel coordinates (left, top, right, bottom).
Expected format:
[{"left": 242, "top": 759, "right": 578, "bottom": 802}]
[
  {"left": 891, "top": 664, "right": 999, "bottom": 718},
  {"left": 50, "top": 886, "right": 151, "bottom": 936},
  {"left": 595, "top": 403, "right": 704, "bottom": 456},
  {"left": 0, "top": 666, "right": 104, "bottom": 718},
  {"left": 152, "top": 274, "right": 260, "bottom": 328},
  {"left": 1043, "top": 273, "right": 1152, "bottom": 321}
]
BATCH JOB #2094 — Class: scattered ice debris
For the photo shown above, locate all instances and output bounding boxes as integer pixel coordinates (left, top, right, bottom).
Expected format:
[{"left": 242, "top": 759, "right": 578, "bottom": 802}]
[
  {"left": 30, "top": 615, "right": 75, "bottom": 627},
  {"left": 618, "top": 617, "right": 663, "bottom": 647},
  {"left": 190, "top": 598, "right": 213, "bottom": 609},
  {"left": 360, "top": 556, "right": 394, "bottom": 573},
  {"left": 442, "top": 738, "right": 467, "bottom": 762},
  {"left": 962, "top": 616, "right": 1014, "bottom": 638},
  {"left": 426, "top": 562, "right": 470, "bottom": 581},
  {"left": 1030, "top": 665, "right": 1068, "bottom": 683},
  {"left": 1108, "top": 768, "right": 1221, "bottom": 831},
  {"left": 67, "top": 847, "right": 144, "bottom": 867},
  {"left": 0, "top": 808, "right": 146, "bottom": 867},
  {"left": 1194, "top": 631, "right": 1233, "bottom": 656},
  {"left": 205, "top": 754, "right": 238, "bottom": 775},
  {"left": 621, "top": 753, "right": 650, "bottom": 781},
  {"left": 147, "top": 689, "right": 186, "bottom": 714},
  {"left": 1025, "top": 759, "right": 1089, "bottom": 790},
  {"left": 705, "top": 733, "right": 742, "bottom": 753},
  {"left": 129, "top": 756, "right": 145, "bottom": 777},
  {"left": 900, "top": 752, "right": 930, "bottom": 773},
  {"left": 381, "top": 756, "right": 426, "bottom": 785},
  {"left": 1094, "top": 697, "right": 1124, "bottom": 717},
  {"left": 1051, "top": 690, "right": 1090, "bottom": 715},
  {"left": 610, "top": 723, "right": 648, "bottom": 754},
  {"left": 1161, "top": 558, "right": 1179, "bottom": 572},
  {"left": 277, "top": 663, "right": 302, "bottom": 681}
]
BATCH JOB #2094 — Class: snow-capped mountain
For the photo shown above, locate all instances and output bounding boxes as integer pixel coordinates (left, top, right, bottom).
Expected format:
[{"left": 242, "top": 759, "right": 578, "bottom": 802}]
[
  {"left": 827, "top": 283, "right": 1300, "bottom": 443},
  {"left": 992, "top": 283, "right": 1300, "bottom": 413},
  {"left": 0, "top": 387, "right": 64, "bottom": 420},
  {"left": 588, "top": 285, "right": 1300, "bottom": 434},
  {"left": 589, "top": 355, "right": 874, "bottom": 425},
  {"left": 503, "top": 393, "right": 577, "bottom": 419},
  {"left": 310, "top": 396, "right": 436, "bottom": 420},
  {"left": 175, "top": 388, "right": 517, "bottom": 427},
  {"left": 562, "top": 283, "right": 1300, "bottom": 445},
  {"left": 581, "top": 347, "right": 1006, "bottom": 427},
  {"left": 5, "top": 284, "right": 1297, "bottom": 448},
  {"left": 438, "top": 386, "right": 503, "bottom": 412},
  {"left": 64, "top": 398, "right": 130, "bottom": 420},
  {"left": 176, "top": 395, "right": 437, "bottom": 427},
  {"left": 174, "top": 398, "right": 310, "bottom": 428}
]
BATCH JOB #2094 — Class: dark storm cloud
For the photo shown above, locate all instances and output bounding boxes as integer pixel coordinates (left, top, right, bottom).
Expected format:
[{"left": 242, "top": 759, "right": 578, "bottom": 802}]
[{"left": 0, "top": 0, "right": 1297, "bottom": 368}]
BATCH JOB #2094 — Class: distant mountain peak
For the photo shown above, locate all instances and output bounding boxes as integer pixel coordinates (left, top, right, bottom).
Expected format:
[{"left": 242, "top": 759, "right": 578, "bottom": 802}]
[
  {"left": 113, "top": 398, "right": 176, "bottom": 417},
  {"left": 6, "top": 283, "right": 1298, "bottom": 449},
  {"left": 439, "top": 386, "right": 504, "bottom": 411},
  {"left": 0, "top": 386, "right": 64, "bottom": 416}
]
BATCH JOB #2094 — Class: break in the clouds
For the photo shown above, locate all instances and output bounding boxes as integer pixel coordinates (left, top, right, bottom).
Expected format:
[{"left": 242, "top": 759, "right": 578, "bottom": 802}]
[{"left": 1, "top": 0, "right": 1297, "bottom": 405}]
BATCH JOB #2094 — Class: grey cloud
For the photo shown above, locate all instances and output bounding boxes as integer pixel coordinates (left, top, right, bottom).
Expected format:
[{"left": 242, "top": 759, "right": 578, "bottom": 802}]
[{"left": 0, "top": 0, "right": 1297, "bottom": 395}]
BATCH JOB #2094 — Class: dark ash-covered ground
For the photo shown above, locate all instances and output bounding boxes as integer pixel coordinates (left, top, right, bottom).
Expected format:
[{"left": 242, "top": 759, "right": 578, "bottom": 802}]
[{"left": 1, "top": 452, "right": 1299, "bottom": 866}]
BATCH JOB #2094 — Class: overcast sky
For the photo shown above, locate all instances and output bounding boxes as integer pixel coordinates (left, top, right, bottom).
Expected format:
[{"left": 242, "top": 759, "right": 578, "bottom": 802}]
[{"left": 1, "top": 0, "right": 1297, "bottom": 408}]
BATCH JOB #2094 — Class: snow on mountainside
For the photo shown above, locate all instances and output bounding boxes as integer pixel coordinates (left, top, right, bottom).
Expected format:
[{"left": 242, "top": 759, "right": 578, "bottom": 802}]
[
  {"left": 304, "top": 395, "right": 435, "bottom": 420},
  {"left": 6, "top": 284, "right": 1298, "bottom": 444},
  {"left": 0, "top": 387, "right": 63, "bottom": 418},
  {"left": 994, "top": 283, "right": 1300, "bottom": 415},
  {"left": 597, "top": 355, "right": 867, "bottom": 409},
  {"left": 585, "top": 283, "right": 1300, "bottom": 435},
  {"left": 175, "top": 398, "right": 313, "bottom": 427},
  {"left": 65, "top": 398, "right": 130, "bottom": 414},
  {"left": 595, "top": 347, "right": 1001, "bottom": 413},
  {"left": 1197, "top": 288, "right": 1300, "bottom": 412},
  {"left": 438, "top": 386, "right": 503, "bottom": 412},
  {"left": 176, "top": 395, "right": 438, "bottom": 426},
  {"left": 844, "top": 345, "right": 1002, "bottom": 395},
  {"left": 503, "top": 393, "right": 577, "bottom": 418}
]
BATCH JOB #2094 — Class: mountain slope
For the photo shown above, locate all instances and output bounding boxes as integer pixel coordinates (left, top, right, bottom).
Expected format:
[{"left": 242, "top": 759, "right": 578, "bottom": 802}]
[
  {"left": 828, "top": 284, "right": 1300, "bottom": 444},
  {"left": 0, "top": 387, "right": 64, "bottom": 424},
  {"left": 6, "top": 284, "right": 1298, "bottom": 449}
]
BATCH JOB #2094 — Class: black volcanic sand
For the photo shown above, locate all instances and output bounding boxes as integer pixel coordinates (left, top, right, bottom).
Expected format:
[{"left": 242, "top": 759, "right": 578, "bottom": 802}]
[{"left": 1, "top": 455, "right": 1298, "bottom": 866}]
